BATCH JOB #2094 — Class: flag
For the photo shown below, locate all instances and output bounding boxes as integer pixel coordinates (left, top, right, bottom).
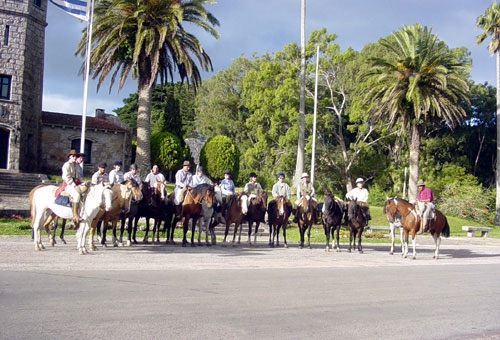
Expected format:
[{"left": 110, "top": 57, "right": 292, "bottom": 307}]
[{"left": 49, "top": 0, "right": 89, "bottom": 21}]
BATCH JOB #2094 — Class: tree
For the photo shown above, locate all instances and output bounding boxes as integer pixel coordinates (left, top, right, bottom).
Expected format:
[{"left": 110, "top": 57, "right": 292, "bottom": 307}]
[
  {"left": 363, "top": 24, "right": 470, "bottom": 200},
  {"left": 199, "top": 135, "right": 240, "bottom": 182},
  {"left": 77, "top": 0, "right": 219, "bottom": 179},
  {"left": 150, "top": 131, "right": 187, "bottom": 172},
  {"left": 476, "top": 2, "right": 500, "bottom": 224}
]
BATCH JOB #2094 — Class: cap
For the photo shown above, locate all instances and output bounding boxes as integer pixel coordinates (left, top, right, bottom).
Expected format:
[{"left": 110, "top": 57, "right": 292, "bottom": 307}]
[
  {"left": 277, "top": 172, "right": 285, "bottom": 178},
  {"left": 129, "top": 164, "right": 137, "bottom": 170},
  {"left": 355, "top": 177, "right": 364, "bottom": 184},
  {"left": 224, "top": 169, "right": 232, "bottom": 175},
  {"left": 67, "top": 149, "right": 79, "bottom": 157},
  {"left": 183, "top": 160, "right": 190, "bottom": 166},
  {"left": 197, "top": 166, "right": 204, "bottom": 172},
  {"left": 301, "top": 172, "right": 309, "bottom": 178}
]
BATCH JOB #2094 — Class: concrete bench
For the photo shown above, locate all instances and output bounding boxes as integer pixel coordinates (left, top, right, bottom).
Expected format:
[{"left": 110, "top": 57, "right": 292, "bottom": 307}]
[{"left": 462, "top": 226, "right": 493, "bottom": 238}]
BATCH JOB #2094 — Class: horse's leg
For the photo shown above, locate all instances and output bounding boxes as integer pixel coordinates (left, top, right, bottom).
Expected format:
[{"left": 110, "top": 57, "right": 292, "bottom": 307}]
[
  {"left": 237, "top": 221, "right": 243, "bottom": 244},
  {"left": 306, "top": 224, "right": 312, "bottom": 249},
  {"left": 101, "top": 220, "right": 109, "bottom": 247},
  {"left": 181, "top": 215, "right": 189, "bottom": 247},
  {"left": 298, "top": 224, "right": 305, "bottom": 249},
  {"left": 348, "top": 227, "right": 353, "bottom": 253},
  {"left": 358, "top": 228, "right": 363, "bottom": 253},
  {"left": 401, "top": 229, "right": 409, "bottom": 258},
  {"left": 389, "top": 222, "right": 395, "bottom": 255},
  {"left": 197, "top": 218, "right": 203, "bottom": 246},
  {"left": 50, "top": 217, "right": 57, "bottom": 246},
  {"left": 190, "top": 217, "right": 198, "bottom": 247},
  {"left": 59, "top": 219, "right": 67, "bottom": 244},
  {"left": 43, "top": 214, "right": 56, "bottom": 247},
  {"left": 324, "top": 225, "right": 330, "bottom": 252},
  {"left": 118, "top": 216, "right": 125, "bottom": 246},
  {"left": 433, "top": 233, "right": 441, "bottom": 259},
  {"left": 411, "top": 231, "right": 417, "bottom": 260},
  {"left": 143, "top": 218, "right": 150, "bottom": 244},
  {"left": 253, "top": 221, "right": 260, "bottom": 245},
  {"left": 222, "top": 220, "right": 230, "bottom": 245},
  {"left": 155, "top": 217, "right": 161, "bottom": 244},
  {"left": 282, "top": 223, "right": 288, "bottom": 248},
  {"left": 335, "top": 226, "right": 341, "bottom": 252}
]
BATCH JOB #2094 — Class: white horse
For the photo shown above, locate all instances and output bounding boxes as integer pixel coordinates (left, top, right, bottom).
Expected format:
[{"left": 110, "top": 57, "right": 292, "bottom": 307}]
[
  {"left": 197, "top": 184, "right": 223, "bottom": 246},
  {"left": 31, "top": 183, "right": 113, "bottom": 254}
]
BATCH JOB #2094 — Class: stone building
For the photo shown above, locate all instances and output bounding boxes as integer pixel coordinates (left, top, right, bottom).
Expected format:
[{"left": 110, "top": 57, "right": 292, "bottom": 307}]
[
  {"left": 0, "top": 0, "right": 47, "bottom": 171},
  {"left": 41, "top": 109, "right": 132, "bottom": 176}
]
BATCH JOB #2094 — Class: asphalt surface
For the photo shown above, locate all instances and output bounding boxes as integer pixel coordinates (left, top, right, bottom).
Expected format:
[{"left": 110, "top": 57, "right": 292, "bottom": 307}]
[{"left": 1, "top": 235, "right": 500, "bottom": 340}]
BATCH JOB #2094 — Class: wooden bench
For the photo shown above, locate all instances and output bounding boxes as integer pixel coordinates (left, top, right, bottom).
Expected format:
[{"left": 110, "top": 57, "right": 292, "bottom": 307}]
[{"left": 462, "top": 226, "right": 493, "bottom": 238}]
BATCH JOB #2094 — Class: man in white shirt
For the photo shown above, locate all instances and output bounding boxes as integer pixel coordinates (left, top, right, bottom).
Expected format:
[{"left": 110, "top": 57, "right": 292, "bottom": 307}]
[{"left": 345, "top": 177, "right": 371, "bottom": 224}]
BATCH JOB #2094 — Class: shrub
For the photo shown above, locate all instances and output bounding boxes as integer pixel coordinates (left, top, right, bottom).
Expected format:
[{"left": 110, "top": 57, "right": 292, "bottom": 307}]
[
  {"left": 150, "top": 132, "right": 187, "bottom": 171},
  {"left": 200, "top": 135, "right": 240, "bottom": 182}
]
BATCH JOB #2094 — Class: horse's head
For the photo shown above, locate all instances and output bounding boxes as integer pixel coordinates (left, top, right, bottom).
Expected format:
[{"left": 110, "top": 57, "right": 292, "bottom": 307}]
[
  {"left": 347, "top": 198, "right": 359, "bottom": 219},
  {"left": 323, "top": 193, "right": 334, "bottom": 213},
  {"left": 95, "top": 182, "right": 113, "bottom": 212},
  {"left": 383, "top": 197, "right": 399, "bottom": 223},
  {"left": 240, "top": 193, "right": 248, "bottom": 215},
  {"left": 202, "top": 185, "right": 215, "bottom": 208},
  {"left": 299, "top": 194, "right": 310, "bottom": 213}
]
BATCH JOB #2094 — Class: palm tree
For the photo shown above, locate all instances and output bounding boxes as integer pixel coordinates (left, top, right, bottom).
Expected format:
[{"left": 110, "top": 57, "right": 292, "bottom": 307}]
[
  {"left": 77, "top": 0, "right": 219, "bottom": 179},
  {"left": 363, "top": 24, "right": 469, "bottom": 200},
  {"left": 476, "top": 2, "right": 500, "bottom": 224}
]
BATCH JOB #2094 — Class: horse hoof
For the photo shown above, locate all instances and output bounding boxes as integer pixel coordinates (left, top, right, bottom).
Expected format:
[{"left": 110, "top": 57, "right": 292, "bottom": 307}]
[
  {"left": 336, "top": 249, "right": 341, "bottom": 253},
  {"left": 126, "top": 240, "right": 131, "bottom": 247},
  {"left": 325, "top": 247, "right": 329, "bottom": 252},
  {"left": 61, "top": 239, "right": 67, "bottom": 245},
  {"left": 389, "top": 251, "right": 394, "bottom": 255},
  {"left": 299, "top": 245, "right": 303, "bottom": 249},
  {"left": 118, "top": 242, "right": 123, "bottom": 247},
  {"left": 50, "top": 240, "right": 55, "bottom": 247},
  {"left": 191, "top": 243, "right": 196, "bottom": 247},
  {"left": 133, "top": 240, "right": 138, "bottom": 244},
  {"left": 78, "top": 249, "right": 85, "bottom": 255},
  {"left": 284, "top": 244, "right": 288, "bottom": 248},
  {"left": 412, "top": 256, "right": 416, "bottom": 260}
]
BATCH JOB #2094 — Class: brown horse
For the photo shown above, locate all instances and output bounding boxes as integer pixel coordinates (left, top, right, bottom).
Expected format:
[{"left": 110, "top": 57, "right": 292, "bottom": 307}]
[
  {"left": 244, "top": 191, "right": 268, "bottom": 246},
  {"left": 180, "top": 183, "right": 215, "bottom": 247},
  {"left": 383, "top": 197, "right": 421, "bottom": 259},
  {"left": 220, "top": 193, "right": 248, "bottom": 246},
  {"left": 322, "top": 192, "right": 345, "bottom": 252},
  {"left": 135, "top": 181, "right": 165, "bottom": 244},
  {"left": 382, "top": 197, "right": 403, "bottom": 255},
  {"left": 346, "top": 198, "right": 366, "bottom": 253},
  {"left": 296, "top": 195, "right": 317, "bottom": 249},
  {"left": 267, "top": 195, "right": 292, "bottom": 248}
]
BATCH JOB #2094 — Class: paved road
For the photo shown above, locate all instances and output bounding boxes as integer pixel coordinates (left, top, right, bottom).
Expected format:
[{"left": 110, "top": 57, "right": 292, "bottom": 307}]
[{"left": 1, "top": 235, "right": 500, "bottom": 340}]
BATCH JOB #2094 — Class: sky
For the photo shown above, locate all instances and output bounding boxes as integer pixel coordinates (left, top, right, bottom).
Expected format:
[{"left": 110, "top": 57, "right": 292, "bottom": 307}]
[{"left": 42, "top": 0, "right": 497, "bottom": 117}]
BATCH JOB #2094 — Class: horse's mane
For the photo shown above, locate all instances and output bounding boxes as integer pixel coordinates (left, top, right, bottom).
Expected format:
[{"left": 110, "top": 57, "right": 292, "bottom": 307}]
[{"left": 191, "top": 183, "right": 214, "bottom": 196}]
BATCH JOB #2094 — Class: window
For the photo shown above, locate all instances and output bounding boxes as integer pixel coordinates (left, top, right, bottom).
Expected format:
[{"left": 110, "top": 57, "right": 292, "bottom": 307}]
[
  {"left": 0, "top": 75, "right": 11, "bottom": 100},
  {"left": 4, "top": 25, "right": 9, "bottom": 46},
  {"left": 33, "top": 0, "right": 42, "bottom": 7},
  {"left": 71, "top": 139, "right": 92, "bottom": 163}
]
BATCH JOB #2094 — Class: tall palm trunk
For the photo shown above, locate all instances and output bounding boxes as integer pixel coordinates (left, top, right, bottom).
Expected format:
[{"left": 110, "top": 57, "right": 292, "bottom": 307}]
[
  {"left": 495, "top": 51, "right": 500, "bottom": 224},
  {"left": 408, "top": 124, "right": 421, "bottom": 201},
  {"left": 135, "top": 83, "right": 152, "bottom": 180}
]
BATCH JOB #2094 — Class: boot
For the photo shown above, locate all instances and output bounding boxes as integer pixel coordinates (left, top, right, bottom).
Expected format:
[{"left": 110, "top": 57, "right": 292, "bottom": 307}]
[
  {"left": 72, "top": 202, "right": 81, "bottom": 225},
  {"left": 423, "top": 218, "right": 429, "bottom": 233}
]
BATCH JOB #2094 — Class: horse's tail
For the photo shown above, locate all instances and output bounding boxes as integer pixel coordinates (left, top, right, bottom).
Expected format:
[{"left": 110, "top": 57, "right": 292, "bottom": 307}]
[{"left": 442, "top": 216, "right": 450, "bottom": 238}]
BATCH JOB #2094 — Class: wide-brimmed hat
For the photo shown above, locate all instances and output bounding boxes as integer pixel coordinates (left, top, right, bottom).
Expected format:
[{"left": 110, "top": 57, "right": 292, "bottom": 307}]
[
  {"left": 224, "top": 169, "right": 232, "bottom": 176},
  {"left": 67, "top": 149, "right": 80, "bottom": 157},
  {"left": 249, "top": 172, "right": 257, "bottom": 178},
  {"left": 301, "top": 172, "right": 309, "bottom": 178},
  {"left": 114, "top": 160, "right": 122, "bottom": 166},
  {"left": 98, "top": 162, "right": 107, "bottom": 168},
  {"left": 129, "top": 163, "right": 137, "bottom": 170},
  {"left": 417, "top": 179, "right": 425, "bottom": 186},
  {"left": 277, "top": 172, "right": 285, "bottom": 178},
  {"left": 356, "top": 177, "right": 364, "bottom": 184},
  {"left": 183, "top": 160, "right": 190, "bottom": 166}
]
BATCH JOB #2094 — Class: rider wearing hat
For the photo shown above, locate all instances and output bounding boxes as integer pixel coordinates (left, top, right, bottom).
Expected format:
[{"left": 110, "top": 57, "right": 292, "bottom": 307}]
[
  {"left": 173, "top": 161, "right": 193, "bottom": 219},
  {"left": 109, "top": 160, "right": 124, "bottom": 185},
  {"left": 293, "top": 172, "right": 317, "bottom": 223},
  {"left": 244, "top": 172, "right": 263, "bottom": 199},
  {"left": 345, "top": 177, "right": 371, "bottom": 224},
  {"left": 124, "top": 163, "right": 140, "bottom": 185},
  {"left": 91, "top": 162, "right": 109, "bottom": 185},
  {"left": 416, "top": 179, "right": 434, "bottom": 233},
  {"left": 269, "top": 172, "right": 293, "bottom": 224},
  {"left": 219, "top": 169, "right": 235, "bottom": 217},
  {"left": 192, "top": 165, "right": 213, "bottom": 187},
  {"left": 62, "top": 149, "right": 83, "bottom": 224}
]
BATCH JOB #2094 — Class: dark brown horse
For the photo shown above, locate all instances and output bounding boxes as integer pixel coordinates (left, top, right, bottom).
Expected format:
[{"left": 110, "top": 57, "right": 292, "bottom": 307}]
[
  {"left": 383, "top": 197, "right": 422, "bottom": 259},
  {"left": 134, "top": 181, "right": 166, "bottom": 244},
  {"left": 296, "top": 195, "right": 317, "bottom": 249},
  {"left": 244, "top": 191, "right": 268, "bottom": 246},
  {"left": 221, "top": 193, "right": 248, "bottom": 246},
  {"left": 180, "top": 183, "right": 215, "bottom": 247},
  {"left": 267, "top": 195, "right": 292, "bottom": 248},
  {"left": 161, "top": 192, "right": 177, "bottom": 244},
  {"left": 322, "top": 191, "right": 344, "bottom": 252},
  {"left": 346, "top": 198, "right": 366, "bottom": 253}
]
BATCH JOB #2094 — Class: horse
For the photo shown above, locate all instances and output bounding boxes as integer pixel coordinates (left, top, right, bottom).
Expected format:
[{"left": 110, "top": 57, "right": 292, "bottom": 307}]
[
  {"left": 162, "top": 192, "right": 177, "bottom": 244},
  {"left": 221, "top": 193, "right": 249, "bottom": 246},
  {"left": 243, "top": 190, "right": 268, "bottom": 246},
  {"left": 31, "top": 182, "right": 113, "bottom": 254},
  {"left": 267, "top": 195, "right": 292, "bottom": 248},
  {"left": 383, "top": 197, "right": 422, "bottom": 259},
  {"left": 89, "top": 179, "right": 143, "bottom": 249},
  {"left": 346, "top": 198, "right": 366, "bottom": 253},
  {"left": 118, "top": 195, "right": 140, "bottom": 246},
  {"left": 196, "top": 184, "right": 223, "bottom": 246},
  {"left": 322, "top": 191, "right": 344, "bottom": 252},
  {"left": 296, "top": 195, "right": 317, "bottom": 249},
  {"left": 133, "top": 181, "right": 165, "bottom": 244},
  {"left": 179, "top": 183, "right": 215, "bottom": 247},
  {"left": 382, "top": 197, "right": 404, "bottom": 255}
]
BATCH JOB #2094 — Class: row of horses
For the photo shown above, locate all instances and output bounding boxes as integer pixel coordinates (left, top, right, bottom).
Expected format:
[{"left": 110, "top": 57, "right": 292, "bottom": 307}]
[{"left": 29, "top": 180, "right": 450, "bottom": 259}]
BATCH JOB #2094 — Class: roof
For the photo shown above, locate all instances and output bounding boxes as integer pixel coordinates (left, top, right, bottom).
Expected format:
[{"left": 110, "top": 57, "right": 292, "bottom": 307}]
[{"left": 42, "top": 111, "right": 129, "bottom": 132}]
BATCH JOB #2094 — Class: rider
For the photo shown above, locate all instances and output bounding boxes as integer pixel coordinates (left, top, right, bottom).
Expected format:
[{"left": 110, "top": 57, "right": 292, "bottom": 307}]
[
  {"left": 219, "top": 169, "right": 235, "bottom": 216},
  {"left": 91, "top": 162, "right": 108, "bottom": 185},
  {"left": 144, "top": 164, "right": 166, "bottom": 188},
  {"left": 244, "top": 172, "right": 265, "bottom": 222},
  {"left": 123, "top": 163, "right": 140, "bottom": 185},
  {"left": 109, "top": 160, "right": 124, "bottom": 185},
  {"left": 192, "top": 165, "right": 213, "bottom": 187},
  {"left": 174, "top": 160, "right": 193, "bottom": 217},
  {"left": 345, "top": 177, "right": 371, "bottom": 225},
  {"left": 269, "top": 172, "right": 292, "bottom": 223},
  {"left": 293, "top": 172, "right": 317, "bottom": 223},
  {"left": 62, "top": 149, "right": 83, "bottom": 224},
  {"left": 416, "top": 179, "right": 434, "bottom": 233}
]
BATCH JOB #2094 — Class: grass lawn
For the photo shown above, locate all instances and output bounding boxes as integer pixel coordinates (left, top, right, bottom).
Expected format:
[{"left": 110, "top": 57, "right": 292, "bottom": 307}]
[{"left": 2, "top": 204, "right": 498, "bottom": 242}]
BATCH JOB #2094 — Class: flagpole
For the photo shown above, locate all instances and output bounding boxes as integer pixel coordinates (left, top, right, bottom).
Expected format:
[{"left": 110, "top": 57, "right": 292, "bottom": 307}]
[
  {"left": 310, "top": 45, "right": 320, "bottom": 185},
  {"left": 79, "top": 0, "right": 94, "bottom": 157}
]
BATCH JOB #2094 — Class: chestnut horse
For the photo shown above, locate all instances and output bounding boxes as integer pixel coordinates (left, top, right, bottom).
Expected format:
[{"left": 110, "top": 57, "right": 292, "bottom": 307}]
[
  {"left": 180, "top": 183, "right": 215, "bottom": 247},
  {"left": 296, "top": 195, "right": 317, "bottom": 249},
  {"left": 383, "top": 197, "right": 422, "bottom": 259},
  {"left": 267, "top": 195, "right": 292, "bottom": 248},
  {"left": 322, "top": 191, "right": 344, "bottom": 252},
  {"left": 346, "top": 198, "right": 366, "bottom": 253},
  {"left": 221, "top": 193, "right": 248, "bottom": 246},
  {"left": 244, "top": 190, "right": 268, "bottom": 246}
]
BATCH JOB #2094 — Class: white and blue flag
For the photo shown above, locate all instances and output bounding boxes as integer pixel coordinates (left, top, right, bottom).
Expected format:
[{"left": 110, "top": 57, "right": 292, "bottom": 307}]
[{"left": 49, "top": 0, "right": 89, "bottom": 21}]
